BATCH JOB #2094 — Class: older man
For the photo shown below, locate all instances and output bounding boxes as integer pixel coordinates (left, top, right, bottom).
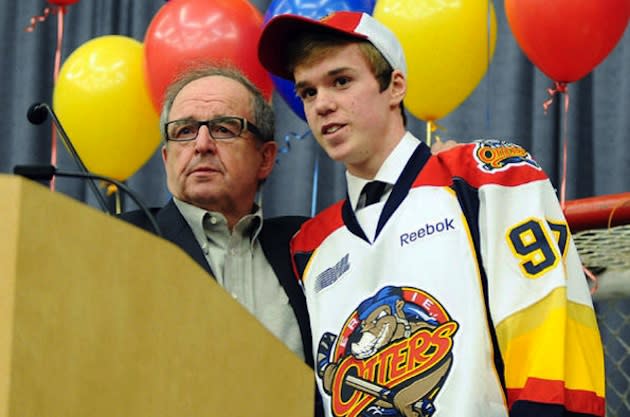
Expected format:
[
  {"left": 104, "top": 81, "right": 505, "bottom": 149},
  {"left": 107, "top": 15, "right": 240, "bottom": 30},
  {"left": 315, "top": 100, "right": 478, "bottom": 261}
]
[{"left": 119, "top": 65, "right": 312, "bottom": 367}]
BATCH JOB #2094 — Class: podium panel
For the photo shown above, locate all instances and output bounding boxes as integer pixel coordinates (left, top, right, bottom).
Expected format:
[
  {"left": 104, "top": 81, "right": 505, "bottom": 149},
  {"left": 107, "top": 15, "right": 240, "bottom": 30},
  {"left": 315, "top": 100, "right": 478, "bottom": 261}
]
[{"left": 0, "top": 175, "right": 313, "bottom": 417}]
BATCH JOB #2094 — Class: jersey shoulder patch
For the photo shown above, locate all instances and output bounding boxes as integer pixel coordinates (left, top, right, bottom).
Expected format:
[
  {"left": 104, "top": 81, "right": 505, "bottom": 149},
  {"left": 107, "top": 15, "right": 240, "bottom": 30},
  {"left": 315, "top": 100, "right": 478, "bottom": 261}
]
[{"left": 416, "top": 139, "right": 548, "bottom": 189}]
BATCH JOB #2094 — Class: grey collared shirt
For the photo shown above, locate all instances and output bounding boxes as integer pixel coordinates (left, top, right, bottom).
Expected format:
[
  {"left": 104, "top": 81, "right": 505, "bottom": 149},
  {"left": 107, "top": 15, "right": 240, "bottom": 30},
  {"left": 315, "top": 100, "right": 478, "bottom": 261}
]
[{"left": 173, "top": 198, "right": 304, "bottom": 360}]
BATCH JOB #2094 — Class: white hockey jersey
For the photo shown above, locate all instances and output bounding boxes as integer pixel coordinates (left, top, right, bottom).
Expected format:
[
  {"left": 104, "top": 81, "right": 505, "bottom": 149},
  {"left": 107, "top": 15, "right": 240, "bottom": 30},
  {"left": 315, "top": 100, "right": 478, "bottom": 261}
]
[{"left": 291, "top": 140, "right": 605, "bottom": 417}]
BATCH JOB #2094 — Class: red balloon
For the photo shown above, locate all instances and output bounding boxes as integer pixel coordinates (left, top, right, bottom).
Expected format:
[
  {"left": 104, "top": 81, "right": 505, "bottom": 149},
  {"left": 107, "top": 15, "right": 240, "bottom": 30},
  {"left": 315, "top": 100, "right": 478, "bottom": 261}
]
[
  {"left": 47, "top": 0, "right": 80, "bottom": 5},
  {"left": 144, "top": 0, "right": 272, "bottom": 111},
  {"left": 505, "top": 0, "right": 630, "bottom": 83}
]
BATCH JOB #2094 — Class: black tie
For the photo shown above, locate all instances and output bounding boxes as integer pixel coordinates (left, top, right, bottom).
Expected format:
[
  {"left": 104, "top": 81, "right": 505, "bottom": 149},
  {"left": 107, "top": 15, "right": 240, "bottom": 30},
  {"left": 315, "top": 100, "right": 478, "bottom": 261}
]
[{"left": 360, "top": 181, "right": 387, "bottom": 208}]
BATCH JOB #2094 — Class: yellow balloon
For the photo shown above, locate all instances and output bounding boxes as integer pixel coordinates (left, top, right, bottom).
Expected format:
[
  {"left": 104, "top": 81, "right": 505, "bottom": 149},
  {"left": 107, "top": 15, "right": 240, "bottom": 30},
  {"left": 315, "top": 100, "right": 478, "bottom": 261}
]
[
  {"left": 373, "top": 0, "right": 497, "bottom": 121},
  {"left": 54, "top": 35, "right": 160, "bottom": 181}
]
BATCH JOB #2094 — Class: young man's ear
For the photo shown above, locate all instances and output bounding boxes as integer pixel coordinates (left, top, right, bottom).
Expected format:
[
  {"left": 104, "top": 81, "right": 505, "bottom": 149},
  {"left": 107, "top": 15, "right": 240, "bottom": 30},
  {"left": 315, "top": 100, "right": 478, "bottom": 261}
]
[
  {"left": 257, "top": 140, "right": 278, "bottom": 181},
  {"left": 389, "top": 70, "right": 406, "bottom": 107}
]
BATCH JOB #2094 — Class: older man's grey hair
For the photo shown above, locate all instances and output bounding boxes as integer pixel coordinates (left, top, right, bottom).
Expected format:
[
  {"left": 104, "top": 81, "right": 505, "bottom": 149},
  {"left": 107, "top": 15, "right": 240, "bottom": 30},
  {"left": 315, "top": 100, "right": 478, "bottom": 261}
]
[{"left": 159, "top": 64, "right": 275, "bottom": 144}]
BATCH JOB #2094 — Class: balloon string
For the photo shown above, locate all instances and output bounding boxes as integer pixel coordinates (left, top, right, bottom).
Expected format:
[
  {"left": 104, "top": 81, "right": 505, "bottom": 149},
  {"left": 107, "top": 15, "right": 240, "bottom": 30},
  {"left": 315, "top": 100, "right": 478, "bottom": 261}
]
[
  {"left": 542, "top": 82, "right": 570, "bottom": 207},
  {"left": 543, "top": 82, "right": 598, "bottom": 295},
  {"left": 107, "top": 184, "right": 121, "bottom": 214},
  {"left": 311, "top": 151, "right": 320, "bottom": 217},
  {"left": 425, "top": 120, "right": 446, "bottom": 147},
  {"left": 54, "top": 8, "right": 64, "bottom": 85},
  {"left": 425, "top": 120, "right": 442, "bottom": 146},
  {"left": 542, "top": 81, "right": 567, "bottom": 115},
  {"left": 275, "top": 130, "right": 318, "bottom": 216},
  {"left": 49, "top": 7, "right": 66, "bottom": 191},
  {"left": 25, "top": 6, "right": 63, "bottom": 190},
  {"left": 584, "top": 265, "right": 599, "bottom": 295},
  {"left": 558, "top": 88, "right": 570, "bottom": 209},
  {"left": 546, "top": 84, "right": 593, "bottom": 293},
  {"left": 607, "top": 196, "right": 630, "bottom": 229},
  {"left": 485, "top": 0, "right": 492, "bottom": 130},
  {"left": 24, "top": 7, "right": 53, "bottom": 32},
  {"left": 585, "top": 196, "right": 630, "bottom": 295},
  {"left": 583, "top": 173, "right": 629, "bottom": 297}
]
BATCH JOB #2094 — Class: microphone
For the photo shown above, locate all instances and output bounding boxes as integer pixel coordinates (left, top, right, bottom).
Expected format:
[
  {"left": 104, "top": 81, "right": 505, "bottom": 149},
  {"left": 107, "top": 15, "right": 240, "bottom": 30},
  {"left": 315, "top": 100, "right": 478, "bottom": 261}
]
[
  {"left": 26, "top": 102, "right": 109, "bottom": 212},
  {"left": 14, "top": 164, "right": 163, "bottom": 238},
  {"left": 26, "top": 102, "right": 49, "bottom": 125}
]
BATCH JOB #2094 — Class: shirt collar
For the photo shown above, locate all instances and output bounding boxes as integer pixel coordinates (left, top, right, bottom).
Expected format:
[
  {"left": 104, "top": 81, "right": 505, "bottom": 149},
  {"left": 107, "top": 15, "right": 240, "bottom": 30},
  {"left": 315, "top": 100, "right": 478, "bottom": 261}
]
[
  {"left": 173, "top": 197, "right": 263, "bottom": 249},
  {"left": 346, "top": 132, "right": 421, "bottom": 210}
]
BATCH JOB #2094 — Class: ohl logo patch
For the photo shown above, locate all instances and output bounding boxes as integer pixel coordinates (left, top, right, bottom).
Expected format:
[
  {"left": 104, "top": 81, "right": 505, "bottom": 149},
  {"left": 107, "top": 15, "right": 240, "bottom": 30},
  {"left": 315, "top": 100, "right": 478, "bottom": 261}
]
[
  {"left": 316, "top": 286, "right": 458, "bottom": 417},
  {"left": 474, "top": 139, "right": 541, "bottom": 172}
]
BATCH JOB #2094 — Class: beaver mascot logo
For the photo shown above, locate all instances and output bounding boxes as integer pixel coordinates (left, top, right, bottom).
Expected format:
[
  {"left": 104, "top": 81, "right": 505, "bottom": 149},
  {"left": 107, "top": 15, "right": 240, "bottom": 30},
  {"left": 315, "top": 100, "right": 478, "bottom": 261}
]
[{"left": 317, "top": 286, "right": 458, "bottom": 417}]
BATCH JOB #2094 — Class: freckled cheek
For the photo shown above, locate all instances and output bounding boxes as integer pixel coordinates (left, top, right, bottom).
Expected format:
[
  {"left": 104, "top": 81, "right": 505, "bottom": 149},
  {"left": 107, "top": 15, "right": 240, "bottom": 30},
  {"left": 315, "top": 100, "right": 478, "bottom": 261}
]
[
  {"left": 303, "top": 103, "right": 315, "bottom": 121},
  {"left": 304, "top": 113, "right": 320, "bottom": 136}
]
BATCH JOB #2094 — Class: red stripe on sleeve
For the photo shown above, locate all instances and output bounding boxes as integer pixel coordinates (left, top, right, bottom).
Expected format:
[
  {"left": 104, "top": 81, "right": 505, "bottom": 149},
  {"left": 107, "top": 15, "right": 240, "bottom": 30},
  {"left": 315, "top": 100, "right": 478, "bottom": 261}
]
[{"left": 508, "top": 378, "right": 605, "bottom": 417}]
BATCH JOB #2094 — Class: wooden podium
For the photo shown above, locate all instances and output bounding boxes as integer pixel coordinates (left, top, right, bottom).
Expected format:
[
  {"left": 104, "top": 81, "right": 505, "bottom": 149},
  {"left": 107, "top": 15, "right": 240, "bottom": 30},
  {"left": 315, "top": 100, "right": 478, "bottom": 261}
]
[{"left": 0, "top": 175, "right": 313, "bottom": 417}]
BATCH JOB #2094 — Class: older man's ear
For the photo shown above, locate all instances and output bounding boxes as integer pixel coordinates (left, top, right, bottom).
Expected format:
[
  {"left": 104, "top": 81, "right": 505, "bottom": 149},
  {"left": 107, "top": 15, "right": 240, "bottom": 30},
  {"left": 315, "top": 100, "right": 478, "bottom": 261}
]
[{"left": 430, "top": 138, "right": 460, "bottom": 154}]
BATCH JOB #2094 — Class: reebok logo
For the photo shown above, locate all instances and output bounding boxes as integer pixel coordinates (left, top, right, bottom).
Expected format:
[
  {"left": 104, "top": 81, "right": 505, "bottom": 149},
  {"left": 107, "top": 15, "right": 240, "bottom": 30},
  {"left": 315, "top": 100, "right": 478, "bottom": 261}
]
[
  {"left": 400, "top": 218, "right": 455, "bottom": 247},
  {"left": 315, "top": 254, "right": 350, "bottom": 292}
]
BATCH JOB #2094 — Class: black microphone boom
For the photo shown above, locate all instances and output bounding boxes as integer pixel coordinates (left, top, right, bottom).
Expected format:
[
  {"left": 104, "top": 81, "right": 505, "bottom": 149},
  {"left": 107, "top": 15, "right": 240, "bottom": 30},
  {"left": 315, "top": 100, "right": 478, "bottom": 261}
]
[
  {"left": 26, "top": 102, "right": 109, "bottom": 212},
  {"left": 13, "top": 164, "right": 162, "bottom": 238}
]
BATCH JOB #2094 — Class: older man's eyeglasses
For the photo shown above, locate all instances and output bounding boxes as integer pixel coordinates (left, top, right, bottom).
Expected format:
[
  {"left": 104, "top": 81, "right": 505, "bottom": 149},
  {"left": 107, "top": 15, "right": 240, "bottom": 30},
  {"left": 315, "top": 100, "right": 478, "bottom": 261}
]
[{"left": 165, "top": 116, "right": 262, "bottom": 142}]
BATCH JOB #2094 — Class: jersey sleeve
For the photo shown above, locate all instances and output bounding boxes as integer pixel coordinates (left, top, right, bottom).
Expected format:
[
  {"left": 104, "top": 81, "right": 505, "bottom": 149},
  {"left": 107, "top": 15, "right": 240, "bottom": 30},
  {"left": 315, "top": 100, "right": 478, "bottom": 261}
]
[{"left": 468, "top": 142, "right": 606, "bottom": 416}]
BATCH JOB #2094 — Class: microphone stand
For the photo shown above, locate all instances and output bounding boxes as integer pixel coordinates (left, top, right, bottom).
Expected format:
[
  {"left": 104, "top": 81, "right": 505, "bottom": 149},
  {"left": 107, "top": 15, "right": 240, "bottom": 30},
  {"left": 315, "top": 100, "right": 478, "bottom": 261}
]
[
  {"left": 54, "top": 169, "right": 162, "bottom": 237},
  {"left": 13, "top": 164, "right": 162, "bottom": 238},
  {"left": 28, "top": 103, "right": 110, "bottom": 212}
]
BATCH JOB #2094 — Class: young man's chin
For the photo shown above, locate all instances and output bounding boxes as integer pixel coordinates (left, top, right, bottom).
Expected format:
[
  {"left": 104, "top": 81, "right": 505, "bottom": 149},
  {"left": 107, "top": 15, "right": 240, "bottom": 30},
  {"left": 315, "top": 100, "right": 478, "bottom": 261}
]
[{"left": 320, "top": 140, "right": 355, "bottom": 164}]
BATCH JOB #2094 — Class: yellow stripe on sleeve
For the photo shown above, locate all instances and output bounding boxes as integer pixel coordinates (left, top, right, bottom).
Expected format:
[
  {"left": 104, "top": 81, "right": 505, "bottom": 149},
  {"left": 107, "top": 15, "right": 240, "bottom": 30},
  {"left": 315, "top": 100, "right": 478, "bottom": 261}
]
[{"left": 496, "top": 287, "right": 605, "bottom": 397}]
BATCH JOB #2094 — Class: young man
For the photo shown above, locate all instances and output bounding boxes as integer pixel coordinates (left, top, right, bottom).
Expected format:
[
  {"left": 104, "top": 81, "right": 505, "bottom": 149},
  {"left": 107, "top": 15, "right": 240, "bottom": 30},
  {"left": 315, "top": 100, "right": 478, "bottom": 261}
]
[{"left": 258, "top": 11, "right": 605, "bottom": 417}]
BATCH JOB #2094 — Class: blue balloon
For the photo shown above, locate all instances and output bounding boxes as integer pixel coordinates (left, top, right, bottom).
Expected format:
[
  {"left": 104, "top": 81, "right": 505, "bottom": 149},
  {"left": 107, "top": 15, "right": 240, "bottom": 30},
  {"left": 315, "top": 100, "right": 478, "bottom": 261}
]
[{"left": 264, "top": 0, "right": 376, "bottom": 121}]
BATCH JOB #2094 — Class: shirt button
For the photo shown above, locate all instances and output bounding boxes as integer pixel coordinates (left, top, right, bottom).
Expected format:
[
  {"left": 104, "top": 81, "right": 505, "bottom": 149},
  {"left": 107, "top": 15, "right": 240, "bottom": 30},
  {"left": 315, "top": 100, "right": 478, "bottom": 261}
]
[{"left": 209, "top": 216, "right": 218, "bottom": 225}]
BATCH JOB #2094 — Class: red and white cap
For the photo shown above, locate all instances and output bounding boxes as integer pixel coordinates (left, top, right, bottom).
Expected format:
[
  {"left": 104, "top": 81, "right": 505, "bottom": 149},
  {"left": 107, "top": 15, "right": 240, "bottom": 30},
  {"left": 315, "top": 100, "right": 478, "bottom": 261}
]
[{"left": 258, "top": 11, "right": 407, "bottom": 80}]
